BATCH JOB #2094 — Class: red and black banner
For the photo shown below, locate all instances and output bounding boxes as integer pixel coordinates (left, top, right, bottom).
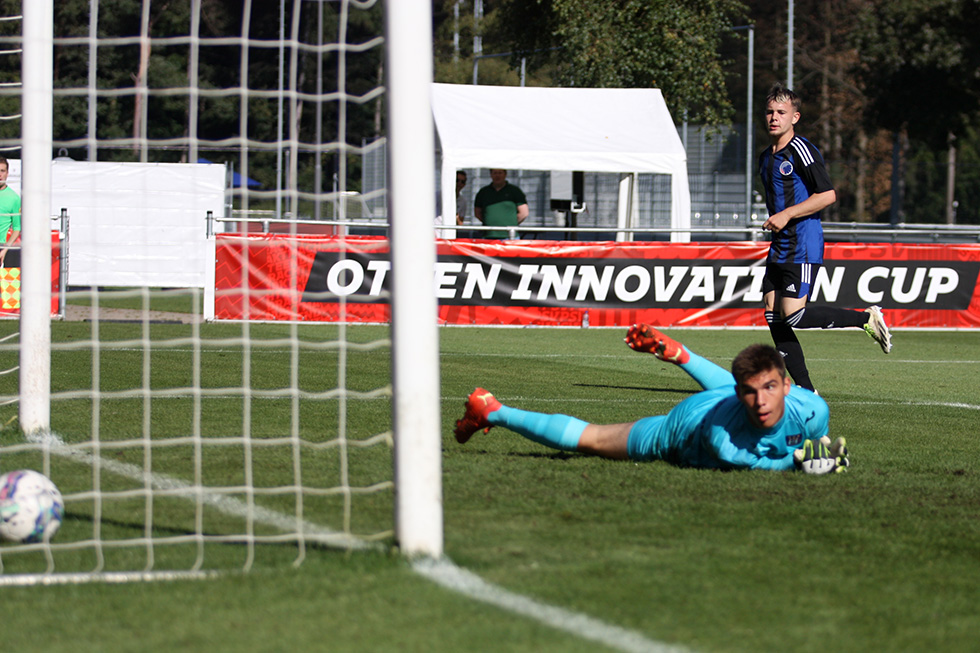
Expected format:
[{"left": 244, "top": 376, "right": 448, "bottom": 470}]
[{"left": 213, "top": 234, "right": 980, "bottom": 328}]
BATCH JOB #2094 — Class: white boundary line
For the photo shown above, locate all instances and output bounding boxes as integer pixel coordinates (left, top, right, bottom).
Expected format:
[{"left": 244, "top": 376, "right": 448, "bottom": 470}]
[
  {"left": 835, "top": 399, "right": 980, "bottom": 410},
  {"left": 412, "top": 557, "right": 691, "bottom": 653},
  {"left": 17, "top": 431, "right": 685, "bottom": 653},
  {"left": 25, "top": 431, "right": 367, "bottom": 550}
]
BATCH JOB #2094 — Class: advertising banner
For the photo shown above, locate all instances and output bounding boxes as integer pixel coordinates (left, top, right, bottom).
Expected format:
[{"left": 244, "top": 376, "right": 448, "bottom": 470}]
[
  {"left": 0, "top": 232, "right": 63, "bottom": 317},
  {"left": 213, "top": 235, "right": 980, "bottom": 328}
]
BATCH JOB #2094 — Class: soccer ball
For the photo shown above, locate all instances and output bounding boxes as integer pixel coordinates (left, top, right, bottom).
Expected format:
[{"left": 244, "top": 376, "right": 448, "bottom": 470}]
[{"left": 0, "top": 469, "right": 64, "bottom": 543}]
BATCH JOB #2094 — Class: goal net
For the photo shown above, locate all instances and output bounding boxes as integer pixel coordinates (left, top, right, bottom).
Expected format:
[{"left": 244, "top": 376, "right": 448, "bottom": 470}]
[{"left": 0, "top": 0, "right": 441, "bottom": 584}]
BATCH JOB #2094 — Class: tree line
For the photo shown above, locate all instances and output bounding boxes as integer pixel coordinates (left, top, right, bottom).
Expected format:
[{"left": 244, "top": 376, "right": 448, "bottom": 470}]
[
  {"left": 0, "top": 0, "right": 975, "bottom": 224},
  {"left": 435, "top": 0, "right": 979, "bottom": 225},
  {"left": 0, "top": 0, "right": 385, "bottom": 211}
]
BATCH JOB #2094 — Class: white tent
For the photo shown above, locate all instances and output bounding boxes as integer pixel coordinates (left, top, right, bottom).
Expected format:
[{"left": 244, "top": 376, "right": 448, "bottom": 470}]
[{"left": 431, "top": 83, "right": 691, "bottom": 242}]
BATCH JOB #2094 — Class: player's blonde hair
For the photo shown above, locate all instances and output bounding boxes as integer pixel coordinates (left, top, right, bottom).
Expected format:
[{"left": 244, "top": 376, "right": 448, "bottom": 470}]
[{"left": 766, "top": 83, "right": 801, "bottom": 113}]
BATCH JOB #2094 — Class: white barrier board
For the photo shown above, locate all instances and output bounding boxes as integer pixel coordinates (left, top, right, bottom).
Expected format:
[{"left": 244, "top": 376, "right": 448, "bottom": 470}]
[{"left": 7, "top": 159, "right": 225, "bottom": 288}]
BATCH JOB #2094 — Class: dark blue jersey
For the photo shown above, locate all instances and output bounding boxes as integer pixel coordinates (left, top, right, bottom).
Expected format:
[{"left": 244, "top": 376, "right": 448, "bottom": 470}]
[{"left": 758, "top": 135, "right": 834, "bottom": 264}]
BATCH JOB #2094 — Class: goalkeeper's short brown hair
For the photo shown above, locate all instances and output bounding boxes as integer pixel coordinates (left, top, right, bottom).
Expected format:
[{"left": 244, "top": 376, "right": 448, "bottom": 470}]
[{"left": 731, "top": 344, "right": 787, "bottom": 385}]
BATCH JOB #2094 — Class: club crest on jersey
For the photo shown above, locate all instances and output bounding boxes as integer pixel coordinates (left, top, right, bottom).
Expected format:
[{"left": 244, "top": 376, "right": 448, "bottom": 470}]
[
  {"left": 786, "top": 434, "right": 803, "bottom": 446},
  {"left": 779, "top": 161, "right": 794, "bottom": 176}
]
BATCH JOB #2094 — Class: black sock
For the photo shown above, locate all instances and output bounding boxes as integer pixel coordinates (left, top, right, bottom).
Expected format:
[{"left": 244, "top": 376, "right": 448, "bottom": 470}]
[
  {"left": 766, "top": 311, "right": 814, "bottom": 391},
  {"left": 785, "top": 306, "right": 868, "bottom": 329}
]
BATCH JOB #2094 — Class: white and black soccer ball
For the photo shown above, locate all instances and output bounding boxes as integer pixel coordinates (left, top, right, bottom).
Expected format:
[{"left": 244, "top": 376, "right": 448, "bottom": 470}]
[{"left": 0, "top": 469, "right": 64, "bottom": 543}]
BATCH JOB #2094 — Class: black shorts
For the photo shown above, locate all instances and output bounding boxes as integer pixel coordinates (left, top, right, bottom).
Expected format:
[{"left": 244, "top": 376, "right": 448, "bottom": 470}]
[{"left": 762, "top": 261, "right": 820, "bottom": 300}]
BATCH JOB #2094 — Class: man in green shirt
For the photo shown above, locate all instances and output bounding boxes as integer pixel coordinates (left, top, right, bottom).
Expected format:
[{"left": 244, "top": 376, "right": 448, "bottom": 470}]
[
  {"left": 473, "top": 169, "right": 528, "bottom": 239},
  {"left": 0, "top": 157, "right": 21, "bottom": 268}
]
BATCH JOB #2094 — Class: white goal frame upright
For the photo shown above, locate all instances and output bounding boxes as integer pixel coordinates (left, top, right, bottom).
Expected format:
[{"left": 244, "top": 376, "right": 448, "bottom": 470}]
[
  {"left": 384, "top": 1, "right": 443, "bottom": 558},
  {"left": 18, "top": 0, "right": 53, "bottom": 435}
]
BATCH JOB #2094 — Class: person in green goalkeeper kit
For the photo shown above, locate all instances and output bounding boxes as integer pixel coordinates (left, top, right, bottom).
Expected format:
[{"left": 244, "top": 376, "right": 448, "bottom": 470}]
[
  {"left": 0, "top": 157, "right": 21, "bottom": 268},
  {"left": 473, "top": 168, "right": 528, "bottom": 239}
]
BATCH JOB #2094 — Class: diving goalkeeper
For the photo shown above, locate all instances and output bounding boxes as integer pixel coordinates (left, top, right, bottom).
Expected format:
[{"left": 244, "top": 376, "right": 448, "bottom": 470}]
[{"left": 454, "top": 325, "right": 848, "bottom": 474}]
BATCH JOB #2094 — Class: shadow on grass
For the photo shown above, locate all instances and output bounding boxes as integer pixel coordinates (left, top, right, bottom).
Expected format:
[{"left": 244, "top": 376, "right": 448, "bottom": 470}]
[{"left": 573, "top": 382, "right": 694, "bottom": 396}]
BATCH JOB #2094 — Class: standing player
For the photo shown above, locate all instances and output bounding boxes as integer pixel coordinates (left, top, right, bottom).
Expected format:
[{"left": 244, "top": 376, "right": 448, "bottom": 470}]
[
  {"left": 0, "top": 157, "right": 20, "bottom": 268},
  {"left": 759, "top": 83, "right": 891, "bottom": 391},
  {"left": 454, "top": 325, "right": 848, "bottom": 474}
]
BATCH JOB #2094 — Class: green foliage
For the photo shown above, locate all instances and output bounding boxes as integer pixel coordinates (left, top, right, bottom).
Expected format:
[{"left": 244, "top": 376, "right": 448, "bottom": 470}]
[
  {"left": 902, "top": 123, "right": 980, "bottom": 224},
  {"left": 0, "top": 0, "right": 383, "bottom": 193},
  {"left": 2, "top": 0, "right": 976, "bottom": 222},
  {"left": 950, "top": 123, "right": 980, "bottom": 223},
  {"left": 852, "top": 0, "right": 980, "bottom": 145},
  {"left": 481, "top": 0, "right": 747, "bottom": 126}
]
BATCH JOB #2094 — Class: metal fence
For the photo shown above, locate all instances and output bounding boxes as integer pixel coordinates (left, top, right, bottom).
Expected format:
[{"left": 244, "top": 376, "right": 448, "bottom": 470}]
[{"left": 352, "top": 125, "right": 979, "bottom": 243}]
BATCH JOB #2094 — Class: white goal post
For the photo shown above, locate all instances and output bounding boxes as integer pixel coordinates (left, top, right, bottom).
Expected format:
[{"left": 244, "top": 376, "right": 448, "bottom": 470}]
[
  {"left": 384, "top": 1, "right": 443, "bottom": 558},
  {"left": 18, "top": 0, "right": 52, "bottom": 436},
  {"left": 0, "top": 0, "right": 442, "bottom": 584}
]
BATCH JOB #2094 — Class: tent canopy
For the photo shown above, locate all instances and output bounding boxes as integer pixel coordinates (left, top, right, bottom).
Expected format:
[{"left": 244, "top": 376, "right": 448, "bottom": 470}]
[{"left": 431, "top": 83, "right": 690, "bottom": 238}]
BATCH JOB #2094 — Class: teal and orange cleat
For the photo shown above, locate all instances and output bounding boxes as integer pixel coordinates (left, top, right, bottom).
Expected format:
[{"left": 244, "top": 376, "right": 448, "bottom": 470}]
[
  {"left": 454, "top": 387, "right": 503, "bottom": 444},
  {"left": 625, "top": 324, "right": 690, "bottom": 364}
]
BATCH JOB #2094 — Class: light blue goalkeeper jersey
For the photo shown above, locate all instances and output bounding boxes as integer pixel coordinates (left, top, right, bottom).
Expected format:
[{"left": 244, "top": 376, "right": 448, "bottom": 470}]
[{"left": 627, "top": 384, "right": 829, "bottom": 471}]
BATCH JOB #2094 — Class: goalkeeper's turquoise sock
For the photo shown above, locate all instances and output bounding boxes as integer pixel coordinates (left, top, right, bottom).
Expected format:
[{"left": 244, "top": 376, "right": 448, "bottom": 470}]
[
  {"left": 679, "top": 351, "right": 735, "bottom": 391},
  {"left": 487, "top": 406, "right": 588, "bottom": 452}
]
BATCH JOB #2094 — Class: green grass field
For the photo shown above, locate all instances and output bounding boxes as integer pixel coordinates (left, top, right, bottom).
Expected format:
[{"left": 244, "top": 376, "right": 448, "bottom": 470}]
[{"left": 1, "top": 319, "right": 979, "bottom": 652}]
